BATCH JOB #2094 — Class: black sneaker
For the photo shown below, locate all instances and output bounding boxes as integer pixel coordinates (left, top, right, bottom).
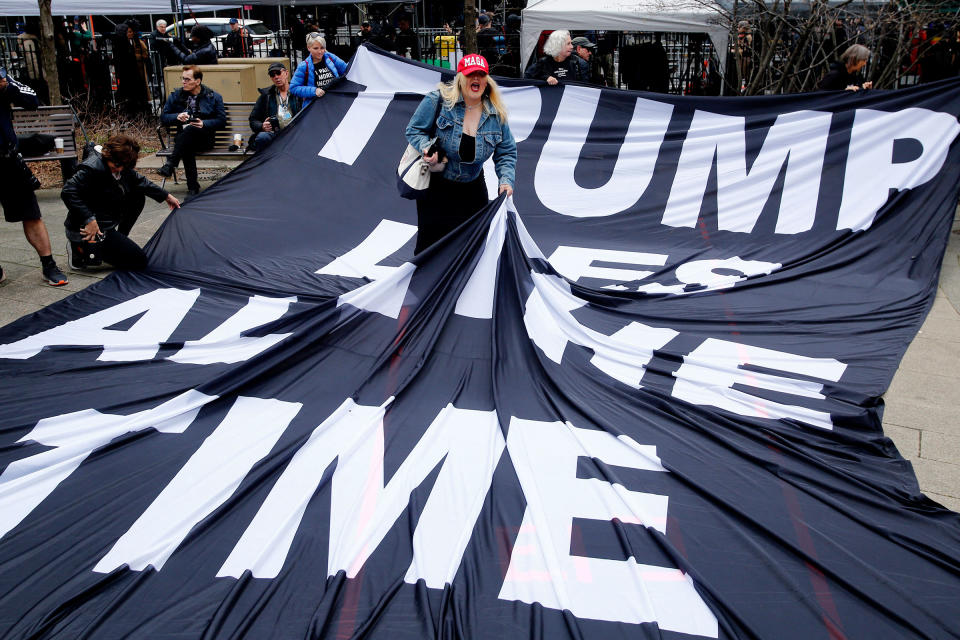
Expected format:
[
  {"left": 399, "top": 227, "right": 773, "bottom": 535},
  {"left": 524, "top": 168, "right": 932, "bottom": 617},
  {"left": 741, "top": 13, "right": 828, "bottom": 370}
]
[
  {"left": 42, "top": 262, "right": 69, "bottom": 286},
  {"left": 66, "top": 241, "right": 85, "bottom": 271},
  {"left": 0, "top": 264, "right": 5, "bottom": 284},
  {"left": 156, "top": 163, "right": 175, "bottom": 178}
]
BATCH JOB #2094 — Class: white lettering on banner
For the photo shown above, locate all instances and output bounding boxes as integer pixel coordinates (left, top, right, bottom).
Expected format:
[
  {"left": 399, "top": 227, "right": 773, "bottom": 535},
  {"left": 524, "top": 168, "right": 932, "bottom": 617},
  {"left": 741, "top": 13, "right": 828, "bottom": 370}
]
[
  {"left": 336, "top": 263, "right": 415, "bottom": 319},
  {"left": 455, "top": 202, "right": 508, "bottom": 319},
  {"left": 14, "top": 392, "right": 721, "bottom": 632},
  {"left": 316, "top": 220, "right": 417, "bottom": 319},
  {"left": 548, "top": 246, "right": 780, "bottom": 295},
  {"left": 0, "top": 390, "right": 215, "bottom": 540},
  {"left": 838, "top": 107, "right": 960, "bottom": 231},
  {"left": 0, "top": 288, "right": 200, "bottom": 361},
  {"left": 548, "top": 246, "right": 667, "bottom": 285},
  {"left": 662, "top": 110, "right": 831, "bottom": 234},
  {"left": 523, "top": 270, "right": 846, "bottom": 428},
  {"left": 500, "top": 418, "right": 719, "bottom": 638},
  {"left": 95, "top": 396, "right": 301, "bottom": 573},
  {"left": 218, "top": 400, "right": 504, "bottom": 585},
  {"left": 320, "top": 46, "right": 442, "bottom": 165},
  {"left": 317, "top": 219, "right": 416, "bottom": 280},
  {"left": 536, "top": 88, "right": 674, "bottom": 218},
  {"left": 324, "top": 47, "right": 541, "bottom": 166},
  {"left": 671, "top": 257, "right": 781, "bottom": 293},
  {"left": 319, "top": 93, "right": 396, "bottom": 165},
  {"left": 673, "top": 338, "right": 847, "bottom": 430},
  {"left": 169, "top": 295, "right": 297, "bottom": 365},
  {"left": 524, "top": 271, "right": 677, "bottom": 387}
]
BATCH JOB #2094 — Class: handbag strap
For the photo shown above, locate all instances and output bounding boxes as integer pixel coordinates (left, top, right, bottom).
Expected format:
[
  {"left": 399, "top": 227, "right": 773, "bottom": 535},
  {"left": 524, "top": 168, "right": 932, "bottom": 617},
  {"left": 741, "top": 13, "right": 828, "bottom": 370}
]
[{"left": 430, "top": 92, "right": 443, "bottom": 137}]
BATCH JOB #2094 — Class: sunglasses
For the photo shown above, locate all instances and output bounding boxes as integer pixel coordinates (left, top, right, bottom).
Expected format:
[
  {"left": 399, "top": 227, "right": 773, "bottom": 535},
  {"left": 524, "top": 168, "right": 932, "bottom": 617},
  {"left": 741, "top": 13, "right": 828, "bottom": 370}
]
[{"left": 268, "top": 70, "right": 284, "bottom": 77}]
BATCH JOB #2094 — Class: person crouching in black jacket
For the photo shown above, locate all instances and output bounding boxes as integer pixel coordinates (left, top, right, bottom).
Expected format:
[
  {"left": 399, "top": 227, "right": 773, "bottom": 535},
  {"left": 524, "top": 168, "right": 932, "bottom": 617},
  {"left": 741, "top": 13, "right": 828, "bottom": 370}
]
[
  {"left": 62, "top": 135, "right": 180, "bottom": 271},
  {"left": 249, "top": 62, "right": 302, "bottom": 152}
]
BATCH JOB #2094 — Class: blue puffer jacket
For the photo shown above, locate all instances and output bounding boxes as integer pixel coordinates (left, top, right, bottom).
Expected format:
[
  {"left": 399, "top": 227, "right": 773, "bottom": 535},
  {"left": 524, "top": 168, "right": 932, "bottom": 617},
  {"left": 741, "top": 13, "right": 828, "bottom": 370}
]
[
  {"left": 405, "top": 90, "right": 517, "bottom": 188},
  {"left": 289, "top": 53, "right": 348, "bottom": 106}
]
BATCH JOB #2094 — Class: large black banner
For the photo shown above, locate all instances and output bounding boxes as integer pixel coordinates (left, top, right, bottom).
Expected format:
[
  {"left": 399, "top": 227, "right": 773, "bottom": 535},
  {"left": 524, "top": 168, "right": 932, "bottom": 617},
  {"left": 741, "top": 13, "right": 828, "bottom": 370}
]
[{"left": 1, "top": 46, "right": 959, "bottom": 639}]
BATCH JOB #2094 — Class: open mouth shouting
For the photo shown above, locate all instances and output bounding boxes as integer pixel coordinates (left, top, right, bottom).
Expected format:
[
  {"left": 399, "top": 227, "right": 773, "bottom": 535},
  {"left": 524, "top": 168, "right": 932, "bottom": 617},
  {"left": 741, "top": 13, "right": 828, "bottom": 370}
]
[{"left": 466, "top": 71, "right": 488, "bottom": 97}]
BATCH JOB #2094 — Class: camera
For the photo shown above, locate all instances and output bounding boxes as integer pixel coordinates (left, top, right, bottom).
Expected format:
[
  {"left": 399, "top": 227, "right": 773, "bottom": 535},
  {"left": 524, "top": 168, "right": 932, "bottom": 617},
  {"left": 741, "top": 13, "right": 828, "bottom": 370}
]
[{"left": 268, "top": 116, "right": 280, "bottom": 131}]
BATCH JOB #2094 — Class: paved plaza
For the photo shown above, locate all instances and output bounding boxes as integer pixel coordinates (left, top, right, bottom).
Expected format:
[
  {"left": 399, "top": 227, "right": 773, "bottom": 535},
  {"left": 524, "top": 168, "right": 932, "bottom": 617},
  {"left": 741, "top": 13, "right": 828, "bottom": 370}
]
[{"left": 1, "top": 170, "right": 959, "bottom": 512}]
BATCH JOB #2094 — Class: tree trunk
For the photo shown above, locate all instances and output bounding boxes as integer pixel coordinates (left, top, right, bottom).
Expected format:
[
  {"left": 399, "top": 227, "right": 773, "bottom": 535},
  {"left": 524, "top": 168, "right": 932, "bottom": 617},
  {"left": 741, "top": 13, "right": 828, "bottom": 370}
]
[
  {"left": 37, "top": 0, "right": 62, "bottom": 105},
  {"left": 462, "top": 0, "right": 478, "bottom": 55}
]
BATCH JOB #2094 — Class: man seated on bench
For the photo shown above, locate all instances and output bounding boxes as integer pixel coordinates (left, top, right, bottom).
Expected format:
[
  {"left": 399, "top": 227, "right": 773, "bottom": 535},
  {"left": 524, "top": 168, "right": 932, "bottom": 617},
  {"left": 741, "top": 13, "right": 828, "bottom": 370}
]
[
  {"left": 0, "top": 66, "right": 68, "bottom": 286},
  {"left": 249, "top": 62, "right": 302, "bottom": 153},
  {"left": 157, "top": 65, "right": 226, "bottom": 196},
  {"left": 63, "top": 134, "right": 180, "bottom": 271}
]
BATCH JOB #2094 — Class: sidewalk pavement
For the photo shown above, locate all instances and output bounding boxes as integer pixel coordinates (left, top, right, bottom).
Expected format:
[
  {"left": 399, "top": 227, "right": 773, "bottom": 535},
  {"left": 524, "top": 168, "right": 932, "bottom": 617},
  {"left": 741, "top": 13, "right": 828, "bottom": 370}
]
[{"left": 1, "top": 180, "right": 959, "bottom": 512}]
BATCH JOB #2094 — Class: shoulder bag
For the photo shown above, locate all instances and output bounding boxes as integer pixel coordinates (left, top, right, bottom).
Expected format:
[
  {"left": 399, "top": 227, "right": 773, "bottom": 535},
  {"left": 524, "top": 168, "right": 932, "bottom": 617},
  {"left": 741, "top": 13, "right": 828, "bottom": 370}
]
[{"left": 397, "top": 94, "right": 446, "bottom": 200}]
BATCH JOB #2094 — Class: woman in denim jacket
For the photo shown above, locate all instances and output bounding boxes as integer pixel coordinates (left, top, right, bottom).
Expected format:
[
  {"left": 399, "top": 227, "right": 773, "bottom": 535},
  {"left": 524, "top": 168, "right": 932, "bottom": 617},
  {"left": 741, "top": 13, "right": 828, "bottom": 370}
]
[{"left": 405, "top": 54, "right": 517, "bottom": 254}]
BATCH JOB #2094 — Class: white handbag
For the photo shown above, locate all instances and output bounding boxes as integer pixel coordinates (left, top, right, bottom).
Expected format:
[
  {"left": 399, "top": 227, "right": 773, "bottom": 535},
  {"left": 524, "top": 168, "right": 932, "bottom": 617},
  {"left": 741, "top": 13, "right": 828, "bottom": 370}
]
[
  {"left": 397, "top": 96, "right": 446, "bottom": 200},
  {"left": 397, "top": 141, "right": 432, "bottom": 200}
]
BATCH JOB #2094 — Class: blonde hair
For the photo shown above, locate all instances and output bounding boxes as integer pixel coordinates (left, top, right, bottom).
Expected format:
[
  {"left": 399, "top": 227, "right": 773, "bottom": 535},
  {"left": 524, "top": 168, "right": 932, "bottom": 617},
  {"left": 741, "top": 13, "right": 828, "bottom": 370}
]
[
  {"left": 305, "top": 32, "right": 326, "bottom": 48},
  {"left": 437, "top": 73, "right": 508, "bottom": 124}
]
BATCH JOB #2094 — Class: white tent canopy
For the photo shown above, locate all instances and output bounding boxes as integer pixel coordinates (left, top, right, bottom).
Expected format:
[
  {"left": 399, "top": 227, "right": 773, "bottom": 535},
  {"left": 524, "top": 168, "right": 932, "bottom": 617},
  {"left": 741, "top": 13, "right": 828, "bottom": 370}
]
[
  {"left": 0, "top": 1, "right": 234, "bottom": 16},
  {"left": 521, "top": 0, "right": 730, "bottom": 77}
]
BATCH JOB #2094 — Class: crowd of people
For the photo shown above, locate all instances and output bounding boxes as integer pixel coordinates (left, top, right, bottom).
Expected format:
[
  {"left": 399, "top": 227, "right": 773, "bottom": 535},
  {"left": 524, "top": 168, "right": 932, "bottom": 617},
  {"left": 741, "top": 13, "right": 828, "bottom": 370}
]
[{"left": 3, "top": 13, "right": 960, "bottom": 281}]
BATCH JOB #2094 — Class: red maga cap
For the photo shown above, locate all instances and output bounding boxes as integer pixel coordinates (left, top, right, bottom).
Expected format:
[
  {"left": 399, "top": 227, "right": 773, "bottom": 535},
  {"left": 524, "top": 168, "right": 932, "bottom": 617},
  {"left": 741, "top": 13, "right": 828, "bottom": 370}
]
[{"left": 457, "top": 54, "right": 489, "bottom": 76}]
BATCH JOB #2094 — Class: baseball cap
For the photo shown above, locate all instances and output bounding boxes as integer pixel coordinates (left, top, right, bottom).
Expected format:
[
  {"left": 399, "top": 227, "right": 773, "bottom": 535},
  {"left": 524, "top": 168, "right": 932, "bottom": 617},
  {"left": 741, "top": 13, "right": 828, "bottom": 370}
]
[
  {"left": 267, "top": 62, "right": 286, "bottom": 75},
  {"left": 457, "top": 53, "right": 489, "bottom": 76},
  {"left": 0, "top": 67, "right": 7, "bottom": 81},
  {"left": 478, "top": 14, "right": 490, "bottom": 25},
  {"left": 571, "top": 37, "right": 596, "bottom": 49},
  {"left": 228, "top": 18, "right": 239, "bottom": 24}
]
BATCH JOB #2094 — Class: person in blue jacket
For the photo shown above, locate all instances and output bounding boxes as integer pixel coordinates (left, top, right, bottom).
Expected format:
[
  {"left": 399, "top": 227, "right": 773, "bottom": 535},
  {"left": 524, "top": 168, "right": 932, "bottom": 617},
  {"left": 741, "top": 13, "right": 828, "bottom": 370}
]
[
  {"left": 405, "top": 53, "right": 517, "bottom": 254},
  {"left": 290, "top": 33, "right": 348, "bottom": 105}
]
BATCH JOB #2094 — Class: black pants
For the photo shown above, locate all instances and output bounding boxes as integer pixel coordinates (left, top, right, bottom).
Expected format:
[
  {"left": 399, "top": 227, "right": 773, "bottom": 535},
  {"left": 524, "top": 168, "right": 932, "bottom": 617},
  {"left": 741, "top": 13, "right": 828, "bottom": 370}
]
[
  {"left": 70, "top": 192, "right": 148, "bottom": 270},
  {"left": 414, "top": 172, "right": 488, "bottom": 255},
  {"left": 167, "top": 126, "right": 215, "bottom": 190}
]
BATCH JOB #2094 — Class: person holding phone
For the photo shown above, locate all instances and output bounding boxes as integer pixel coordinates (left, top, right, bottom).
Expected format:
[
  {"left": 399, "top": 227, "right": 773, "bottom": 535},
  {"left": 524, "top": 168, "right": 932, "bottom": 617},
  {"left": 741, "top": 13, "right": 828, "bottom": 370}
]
[{"left": 157, "top": 65, "right": 226, "bottom": 196}]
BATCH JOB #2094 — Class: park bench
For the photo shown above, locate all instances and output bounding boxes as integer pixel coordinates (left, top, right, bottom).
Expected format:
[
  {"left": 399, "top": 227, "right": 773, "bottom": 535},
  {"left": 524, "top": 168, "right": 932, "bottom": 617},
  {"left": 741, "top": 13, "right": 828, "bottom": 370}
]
[
  {"left": 156, "top": 101, "right": 255, "bottom": 186},
  {"left": 11, "top": 104, "right": 84, "bottom": 181}
]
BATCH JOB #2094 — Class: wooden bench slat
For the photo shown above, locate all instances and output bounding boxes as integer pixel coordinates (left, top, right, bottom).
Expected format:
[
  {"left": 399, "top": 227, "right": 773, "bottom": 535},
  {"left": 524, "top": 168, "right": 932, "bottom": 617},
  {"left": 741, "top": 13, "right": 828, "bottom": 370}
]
[
  {"left": 158, "top": 102, "right": 257, "bottom": 160},
  {"left": 12, "top": 106, "right": 80, "bottom": 166}
]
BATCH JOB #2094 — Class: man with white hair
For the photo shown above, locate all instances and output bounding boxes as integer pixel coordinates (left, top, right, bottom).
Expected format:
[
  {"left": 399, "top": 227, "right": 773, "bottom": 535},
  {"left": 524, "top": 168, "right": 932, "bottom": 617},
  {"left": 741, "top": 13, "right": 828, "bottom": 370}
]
[
  {"left": 151, "top": 19, "right": 172, "bottom": 66},
  {"left": 523, "top": 30, "right": 583, "bottom": 85}
]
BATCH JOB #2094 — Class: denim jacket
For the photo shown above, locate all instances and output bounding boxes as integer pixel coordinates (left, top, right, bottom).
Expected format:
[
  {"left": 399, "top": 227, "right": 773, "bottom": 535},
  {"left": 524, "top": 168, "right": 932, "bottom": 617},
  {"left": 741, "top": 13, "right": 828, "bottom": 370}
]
[{"left": 405, "top": 91, "right": 517, "bottom": 188}]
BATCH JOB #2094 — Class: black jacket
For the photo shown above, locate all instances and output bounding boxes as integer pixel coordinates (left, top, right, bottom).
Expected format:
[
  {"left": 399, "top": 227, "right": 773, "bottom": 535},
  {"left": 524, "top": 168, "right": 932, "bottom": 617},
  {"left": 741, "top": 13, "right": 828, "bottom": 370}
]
[
  {"left": 523, "top": 55, "right": 584, "bottom": 83},
  {"left": 62, "top": 152, "right": 168, "bottom": 235},
  {"left": 224, "top": 29, "right": 254, "bottom": 58},
  {"left": 819, "top": 62, "right": 860, "bottom": 91},
  {"left": 249, "top": 85, "right": 303, "bottom": 133},
  {"left": 165, "top": 38, "right": 219, "bottom": 65},
  {"left": 160, "top": 85, "right": 227, "bottom": 130},
  {"left": 0, "top": 75, "right": 38, "bottom": 150}
]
